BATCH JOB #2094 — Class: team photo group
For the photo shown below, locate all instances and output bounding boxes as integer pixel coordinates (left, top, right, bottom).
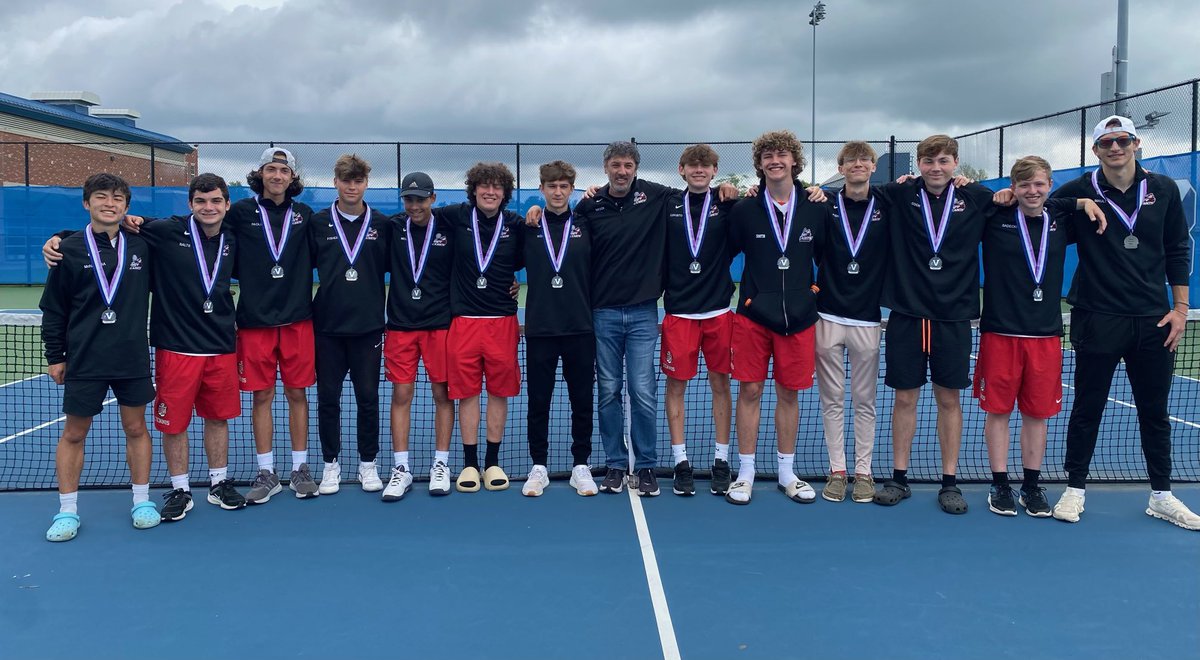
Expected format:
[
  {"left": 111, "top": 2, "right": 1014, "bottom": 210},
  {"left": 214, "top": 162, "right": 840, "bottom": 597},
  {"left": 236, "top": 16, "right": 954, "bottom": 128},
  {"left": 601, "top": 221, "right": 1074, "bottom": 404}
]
[{"left": 36, "top": 114, "right": 1196, "bottom": 542}]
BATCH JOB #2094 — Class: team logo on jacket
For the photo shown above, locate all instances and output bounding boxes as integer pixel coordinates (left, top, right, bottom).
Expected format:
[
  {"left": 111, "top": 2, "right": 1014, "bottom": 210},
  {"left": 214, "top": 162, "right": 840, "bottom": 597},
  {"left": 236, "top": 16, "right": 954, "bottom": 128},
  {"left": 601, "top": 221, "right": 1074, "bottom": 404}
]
[
  {"left": 500, "top": 226, "right": 511, "bottom": 238},
  {"left": 633, "top": 192, "right": 648, "bottom": 205},
  {"left": 870, "top": 209, "right": 882, "bottom": 222},
  {"left": 570, "top": 225, "right": 582, "bottom": 238},
  {"left": 798, "top": 228, "right": 813, "bottom": 242},
  {"left": 1143, "top": 192, "right": 1156, "bottom": 205},
  {"left": 366, "top": 228, "right": 379, "bottom": 240},
  {"left": 433, "top": 233, "right": 447, "bottom": 246},
  {"left": 952, "top": 199, "right": 966, "bottom": 213},
  {"left": 130, "top": 255, "right": 143, "bottom": 271},
  {"left": 292, "top": 215, "right": 303, "bottom": 225},
  {"left": 1050, "top": 220, "right": 1058, "bottom": 232},
  {"left": 223, "top": 244, "right": 232, "bottom": 256}
]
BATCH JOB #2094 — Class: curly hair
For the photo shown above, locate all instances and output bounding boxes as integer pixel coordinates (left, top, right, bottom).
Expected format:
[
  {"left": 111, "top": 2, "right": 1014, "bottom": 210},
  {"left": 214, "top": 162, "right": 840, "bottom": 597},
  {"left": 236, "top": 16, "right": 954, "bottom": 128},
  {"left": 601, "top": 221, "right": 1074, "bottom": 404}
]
[
  {"left": 751, "top": 130, "right": 805, "bottom": 179},
  {"left": 465, "top": 162, "right": 515, "bottom": 210}
]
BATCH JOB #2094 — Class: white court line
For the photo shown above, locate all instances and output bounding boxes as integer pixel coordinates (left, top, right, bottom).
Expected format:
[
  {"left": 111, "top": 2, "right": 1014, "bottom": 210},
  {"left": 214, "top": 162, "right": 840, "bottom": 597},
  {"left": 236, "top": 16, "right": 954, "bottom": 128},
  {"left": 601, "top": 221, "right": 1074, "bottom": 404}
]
[
  {"left": 0, "top": 397, "right": 117, "bottom": 444},
  {"left": 1061, "top": 382, "right": 1200, "bottom": 430},
  {"left": 627, "top": 487, "right": 681, "bottom": 660},
  {"left": 0, "top": 373, "right": 46, "bottom": 388}
]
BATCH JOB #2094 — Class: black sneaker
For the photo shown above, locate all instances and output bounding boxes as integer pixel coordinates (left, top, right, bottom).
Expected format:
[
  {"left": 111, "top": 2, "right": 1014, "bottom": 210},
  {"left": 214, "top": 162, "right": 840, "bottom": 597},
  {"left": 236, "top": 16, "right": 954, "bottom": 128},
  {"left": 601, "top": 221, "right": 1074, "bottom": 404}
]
[
  {"left": 599, "top": 467, "right": 625, "bottom": 494},
  {"left": 988, "top": 485, "right": 1018, "bottom": 516},
  {"left": 637, "top": 468, "right": 660, "bottom": 497},
  {"left": 672, "top": 461, "right": 695, "bottom": 496},
  {"left": 710, "top": 458, "right": 731, "bottom": 495},
  {"left": 208, "top": 478, "right": 247, "bottom": 510},
  {"left": 1020, "top": 486, "right": 1052, "bottom": 518},
  {"left": 161, "top": 488, "right": 193, "bottom": 522}
]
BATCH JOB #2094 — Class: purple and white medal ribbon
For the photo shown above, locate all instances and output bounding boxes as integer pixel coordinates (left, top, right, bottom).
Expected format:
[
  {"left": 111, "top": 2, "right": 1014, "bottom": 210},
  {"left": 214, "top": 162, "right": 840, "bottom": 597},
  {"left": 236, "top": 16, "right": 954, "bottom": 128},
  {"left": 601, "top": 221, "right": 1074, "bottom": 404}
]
[
  {"left": 1090, "top": 169, "right": 1147, "bottom": 249},
  {"left": 331, "top": 203, "right": 371, "bottom": 281},
  {"left": 1015, "top": 208, "right": 1050, "bottom": 302},
  {"left": 257, "top": 196, "right": 293, "bottom": 277},
  {"left": 919, "top": 186, "right": 955, "bottom": 270},
  {"left": 683, "top": 189, "right": 712, "bottom": 274},
  {"left": 838, "top": 191, "right": 875, "bottom": 275},
  {"left": 189, "top": 215, "right": 225, "bottom": 313},
  {"left": 84, "top": 227, "right": 125, "bottom": 324},
  {"left": 761, "top": 185, "right": 796, "bottom": 269},
  {"left": 542, "top": 213, "right": 573, "bottom": 289},
  {"left": 472, "top": 207, "right": 504, "bottom": 289},
  {"left": 407, "top": 216, "right": 435, "bottom": 300}
]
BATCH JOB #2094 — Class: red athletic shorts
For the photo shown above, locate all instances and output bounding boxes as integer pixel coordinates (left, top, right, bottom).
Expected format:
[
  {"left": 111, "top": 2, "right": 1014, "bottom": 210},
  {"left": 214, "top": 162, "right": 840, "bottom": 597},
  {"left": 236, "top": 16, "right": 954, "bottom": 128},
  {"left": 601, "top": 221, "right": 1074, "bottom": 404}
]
[
  {"left": 385, "top": 329, "right": 449, "bottom": 384},
  {"left": 661, "top": 312, "right": 733, "bottom": 380},
  {"left": 154, "top": 350, "right": 241, "bottom": 433},
  {"left": 236, "top": 319, "right": 316, "bottom": 391},
  {"left": 973, "top": 333, "right": 1063, "bottom": 418},
  {"left": 447, "top": 316, "right": 521, "bottom": 400},
  {"left": 730, "top": 313, "right": 815, "bottom": 390}
]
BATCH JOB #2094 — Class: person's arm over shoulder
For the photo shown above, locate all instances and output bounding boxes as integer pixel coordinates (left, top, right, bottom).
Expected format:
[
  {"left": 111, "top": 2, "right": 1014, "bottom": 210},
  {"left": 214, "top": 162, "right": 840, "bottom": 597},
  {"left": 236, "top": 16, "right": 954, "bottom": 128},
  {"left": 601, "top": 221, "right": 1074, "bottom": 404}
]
[{"left": 959, "top": 181, "right": 998, "bottom": 209}]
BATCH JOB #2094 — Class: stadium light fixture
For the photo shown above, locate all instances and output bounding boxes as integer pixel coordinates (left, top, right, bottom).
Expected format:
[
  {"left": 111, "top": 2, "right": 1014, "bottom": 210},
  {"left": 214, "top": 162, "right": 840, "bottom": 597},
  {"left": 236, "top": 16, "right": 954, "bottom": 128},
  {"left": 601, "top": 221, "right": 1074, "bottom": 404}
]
[{"left": 808, "top": 2, "right": 826, "bottom": 183}]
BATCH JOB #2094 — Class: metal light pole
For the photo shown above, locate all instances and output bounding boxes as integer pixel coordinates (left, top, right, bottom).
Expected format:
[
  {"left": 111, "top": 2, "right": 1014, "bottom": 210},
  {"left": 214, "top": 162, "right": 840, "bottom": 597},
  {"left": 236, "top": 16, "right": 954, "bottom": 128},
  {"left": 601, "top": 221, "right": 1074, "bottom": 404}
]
[{"left": 808, "top": 2, "right": 826, "bottom": 184}]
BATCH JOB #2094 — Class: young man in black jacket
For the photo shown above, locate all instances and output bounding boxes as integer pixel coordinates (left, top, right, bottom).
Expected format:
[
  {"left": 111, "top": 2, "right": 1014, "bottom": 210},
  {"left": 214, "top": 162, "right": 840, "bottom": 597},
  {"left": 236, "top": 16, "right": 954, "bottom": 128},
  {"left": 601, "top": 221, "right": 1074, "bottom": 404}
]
[
  {"left": 40, "top": 173, "right": 158, "bottom": 540},
  {"left": 1050, "top": 115, "right": 1197, "bottom": 530},
  {"left": 726, "top": 130, "right": 826, "bottom": 505}
]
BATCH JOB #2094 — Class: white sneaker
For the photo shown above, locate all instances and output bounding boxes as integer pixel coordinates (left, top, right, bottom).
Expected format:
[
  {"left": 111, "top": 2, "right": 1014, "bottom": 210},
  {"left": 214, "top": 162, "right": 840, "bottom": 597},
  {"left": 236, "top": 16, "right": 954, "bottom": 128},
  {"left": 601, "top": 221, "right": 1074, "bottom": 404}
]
[
  {"left": 429, "top": 460, "right": 452, "bottom": 496},
  {"left": 569, "top": 465, "right": 598, "bottom": 496},
  {"left": 318, "top": 461, "right": 341, "bottom": 495},
  {"left": 522, "top": 465, "right": 549, "bottom": 497},
  {"left": 1052, "top": 489, "right": 1085, "bottom": 523},
  {"left": 359, "top": 461, "right": 383, "bottom": 492},
  {"left": 381, "top": 465, "right": 412, "bottom": 501},
  {"left": 1146, "top": 494, "right": 1200, "bottom": 530}
]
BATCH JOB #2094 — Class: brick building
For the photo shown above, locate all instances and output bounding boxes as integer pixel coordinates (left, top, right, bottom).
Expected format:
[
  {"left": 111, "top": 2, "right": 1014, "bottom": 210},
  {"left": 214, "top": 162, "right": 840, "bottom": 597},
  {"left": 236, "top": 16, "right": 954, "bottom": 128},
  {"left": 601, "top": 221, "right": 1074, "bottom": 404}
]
[{"left": 0, "top": 91, "right": 195, "bottom": 186}]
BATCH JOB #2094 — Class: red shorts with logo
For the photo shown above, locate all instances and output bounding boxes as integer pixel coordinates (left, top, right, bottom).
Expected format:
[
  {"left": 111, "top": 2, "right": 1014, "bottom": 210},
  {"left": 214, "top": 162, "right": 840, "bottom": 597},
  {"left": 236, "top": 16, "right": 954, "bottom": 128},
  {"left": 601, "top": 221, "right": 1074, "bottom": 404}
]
[
  {"left": 385, "top": 329, "right": 449, "bottom": 384},
  {"left": 447, "top": 316, "right": 521, "bottom": 400},
  {"left": 236, "top": 319, "right": 316, "bottom": 391},
  {"left": 730, "top": 313, "right": 815, "bottom": 390},
  {"left": 973, "top": 333, "right": 1063, "bottom": 418},
  {"left": 661, "top": 312, "right": 733, "bottom": 380},
  {"left": 154, "top": 350, "right": 241, "bottom": 433}
]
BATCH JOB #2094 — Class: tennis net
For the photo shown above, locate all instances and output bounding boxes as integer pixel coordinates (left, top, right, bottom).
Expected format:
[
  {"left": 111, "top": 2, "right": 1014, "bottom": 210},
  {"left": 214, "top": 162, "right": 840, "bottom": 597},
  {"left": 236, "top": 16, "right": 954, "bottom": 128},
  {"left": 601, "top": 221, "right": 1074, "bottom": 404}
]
[{"left": 1, "top": 310, "right": 1197, "bottom": 490}]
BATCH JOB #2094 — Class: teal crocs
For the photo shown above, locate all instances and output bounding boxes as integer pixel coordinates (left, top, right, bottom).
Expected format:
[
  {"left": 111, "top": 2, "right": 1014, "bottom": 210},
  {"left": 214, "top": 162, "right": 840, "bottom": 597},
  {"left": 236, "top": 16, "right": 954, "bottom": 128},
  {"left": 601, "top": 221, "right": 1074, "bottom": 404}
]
[
  {"left": 46, "top": 512, "right": 80, "bottom": 542},
  {"left": 131, "top": 500, "right": 161, "bottom": 529}
]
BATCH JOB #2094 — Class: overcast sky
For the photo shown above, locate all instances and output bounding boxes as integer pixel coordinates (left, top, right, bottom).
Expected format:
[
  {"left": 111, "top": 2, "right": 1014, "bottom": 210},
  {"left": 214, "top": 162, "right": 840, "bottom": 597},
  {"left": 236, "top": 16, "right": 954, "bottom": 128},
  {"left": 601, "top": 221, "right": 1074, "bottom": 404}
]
[{"left": 3, "top": 0, "right": 1199, "bottom": 183}]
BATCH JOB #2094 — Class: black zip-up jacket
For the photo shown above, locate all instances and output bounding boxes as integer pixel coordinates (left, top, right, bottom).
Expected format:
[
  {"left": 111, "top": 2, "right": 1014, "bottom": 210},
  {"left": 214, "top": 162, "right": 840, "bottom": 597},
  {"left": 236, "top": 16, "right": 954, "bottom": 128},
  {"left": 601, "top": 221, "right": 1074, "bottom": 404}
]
[
  {"left": 310, "top": 203, "right": 391, "bottom": 336},
  {"left": 729, "top": 182, "right": 826, "bottom": 335},
  {"left": 1054, "top": 166, "right": 1190, "bottom": 316},
  {"left": 576, "top": 178, "right": 674, "bottom": 309},
  {"left": 879, "top": 178, "right": 993, "bottom": 321},
  {"left": 141, "top": 216, "right": 238, "bottom": 354},
  {"left": 524, "top": 209, "right": 592, "bottom": 336},
  {"left": 663, "top": 188, "right": 737, "bottom": 315},
  {"left": 816, "top": 187, "right": 891, "bottom": 323},
  {"left": 980, "top": 199, "right": 1077, "bottom": 336},
  {"left": 445, "top": 203, "right": 525, "bottom": 317},
  {"left": 225, "top": 196, "right": 314, "bottom": 328},
  {"left": 386, "top": 210, "right": 455, "bottom": 331},
  {"left": 40, "top": 228, "right": 151, "bottom": 380}
]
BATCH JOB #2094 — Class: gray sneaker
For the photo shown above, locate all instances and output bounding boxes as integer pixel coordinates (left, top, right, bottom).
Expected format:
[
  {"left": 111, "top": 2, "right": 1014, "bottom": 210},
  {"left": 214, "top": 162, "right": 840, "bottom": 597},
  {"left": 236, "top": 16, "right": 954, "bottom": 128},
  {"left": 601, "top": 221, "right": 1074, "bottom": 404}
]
[
  {"left": 245, "top": 469, "right": 282, "bottom": 505},
  {"left": 851, "top": 474, "right": 876, "bottom": 503},
  {"left": 289, "top": 464, "right": 320, "bottom": 499},
  {"left": 822, "top": 473, "right": 848, "bottom": 502}
]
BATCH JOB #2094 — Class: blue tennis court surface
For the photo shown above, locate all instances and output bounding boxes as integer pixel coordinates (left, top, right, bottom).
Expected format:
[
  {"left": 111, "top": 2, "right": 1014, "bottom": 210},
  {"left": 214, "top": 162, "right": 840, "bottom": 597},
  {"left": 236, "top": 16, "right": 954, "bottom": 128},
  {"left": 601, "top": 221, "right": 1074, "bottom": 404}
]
[{"left": 1, "top": 482, "right": 1196, "bottom": 659}]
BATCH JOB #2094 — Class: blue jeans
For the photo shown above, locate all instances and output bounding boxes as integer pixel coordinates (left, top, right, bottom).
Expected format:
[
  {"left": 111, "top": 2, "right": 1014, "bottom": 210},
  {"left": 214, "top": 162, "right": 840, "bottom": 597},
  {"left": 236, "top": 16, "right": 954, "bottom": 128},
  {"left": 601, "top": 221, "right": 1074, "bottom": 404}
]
[{"left": 593, "top": 302, "right": 659, "bottom": 470}]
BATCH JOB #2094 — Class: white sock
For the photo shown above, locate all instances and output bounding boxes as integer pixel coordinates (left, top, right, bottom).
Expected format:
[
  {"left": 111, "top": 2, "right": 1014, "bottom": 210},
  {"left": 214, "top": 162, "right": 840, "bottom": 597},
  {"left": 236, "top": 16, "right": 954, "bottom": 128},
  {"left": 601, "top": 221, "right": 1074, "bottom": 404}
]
[
  {"left": 59, "top": 492, "right": 78, "bottom": 514},
  {"left": 1065, "top": 486, "right": 1086, "bottom": 502},
  {"left": 291, "top": 451, "right": 307, "bottom": 471},
  {"left": 671, "top": 443, "right": 688, "bottom": 466},
  {"left": 395, "top": 451, "right": 409, "bottom": 470},
  {"left": 714, "top": 442, "right": 729, "bottom": 462},
  {"left": 131, "top": 483, "right": 150, "bottom": 505},
  {"left": 736, "top": 454, "right": 756, "bottom": 483},
  {"left": 1151, "top": 490, "right": 1171, "bottom": 501},
  {"left": 256, "top": 451, "right": 274, "bottom": 472},
  {"left": 209, "top": 467, "right": 227, "bottom": 486},
  {"left": 777, "top": 452, "right": 797, "bottom": 487},
  {"left": 434, "top": 450, "right": 450, "bottom": 466},
  {"left": 170, "top": 474, "right": 190, "bottom": 492}
]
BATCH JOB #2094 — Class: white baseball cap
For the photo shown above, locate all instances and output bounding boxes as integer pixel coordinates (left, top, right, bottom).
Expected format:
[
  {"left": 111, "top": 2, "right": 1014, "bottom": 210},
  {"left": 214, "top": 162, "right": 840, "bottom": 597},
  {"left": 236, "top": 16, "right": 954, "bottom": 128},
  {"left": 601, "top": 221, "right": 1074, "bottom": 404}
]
[
  {"left": 258, "top": 147, "right": 298, "bottom": 171},
  {"left": 1092, "top": 115, "right": 1138, "bottom": 143}
]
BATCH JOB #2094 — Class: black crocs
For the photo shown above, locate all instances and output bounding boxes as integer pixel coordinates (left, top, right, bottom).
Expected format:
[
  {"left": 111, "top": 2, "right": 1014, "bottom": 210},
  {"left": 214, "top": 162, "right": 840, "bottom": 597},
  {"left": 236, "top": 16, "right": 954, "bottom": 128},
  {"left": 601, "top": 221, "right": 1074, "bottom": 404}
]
[
  {"left": 873, "top": 479, "right": 911, "bottom": 506},
  {"left": 938, "top": 485, "right": 969, "bottom": 514}
]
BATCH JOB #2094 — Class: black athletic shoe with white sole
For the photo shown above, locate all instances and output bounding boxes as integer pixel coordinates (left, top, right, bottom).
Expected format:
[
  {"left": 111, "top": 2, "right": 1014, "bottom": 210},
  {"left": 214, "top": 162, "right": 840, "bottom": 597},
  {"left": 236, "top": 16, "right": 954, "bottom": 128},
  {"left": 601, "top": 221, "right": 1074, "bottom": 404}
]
[
  {"left": 599, "top": 467, "right": 625, "bottom": 494},
  {"left": 637, "top": 468, "right": 660, "bottom": 497},
  {"left": 710, "top": 458, "right": 731, "bottom": 495},
  {"left": 672, "top": 461, "right": 695, "bottom": 496},
  {"left": 988, "top": 485, "right": 1018, "bottom": 516},
  {"left": 208, "top": 479, "right": 247, "bottom": 510},
  {"left": 161, "top": 488, "right": 194, "bottom": 521}
]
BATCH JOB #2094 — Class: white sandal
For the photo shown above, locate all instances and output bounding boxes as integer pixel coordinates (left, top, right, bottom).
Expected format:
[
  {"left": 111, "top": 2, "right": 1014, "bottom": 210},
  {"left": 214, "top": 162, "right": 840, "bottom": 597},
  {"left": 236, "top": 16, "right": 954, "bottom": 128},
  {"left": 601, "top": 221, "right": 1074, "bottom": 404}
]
[
  {"left": 725, "top": 480, "right": 753, "bottom": 505},
  {"left": 778, "top": 479, "right": 816, "bottom": 503}
]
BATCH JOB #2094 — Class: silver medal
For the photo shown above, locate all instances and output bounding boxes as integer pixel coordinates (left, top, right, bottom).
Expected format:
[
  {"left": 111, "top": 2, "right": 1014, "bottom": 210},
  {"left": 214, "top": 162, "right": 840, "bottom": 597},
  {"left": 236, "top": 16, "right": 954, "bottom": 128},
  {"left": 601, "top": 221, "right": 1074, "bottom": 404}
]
[
  {"left": 1033, "top": 287, "right": 1044, "bottom": 302},
  {"left": 551, "top": 275, "right": 564, "bottom": 289},
  {"left": 476, "top": 276, "right": 488, "bottom": 289},
  {"left": 689, "top": 260, "right": 701, "bottom": 275},
  {"left": 1123, "top": 235, "right": 1139, "bottom": 250},
  {"left": 411, "top": 287, "right": 422, "bottom": 300},
  {"left": 345, "top": 267, "right": 358, "bottom": 282},
  {"left": 101, "top": 308, "right": 116, "bottom": 324},
  {"left": 203, "top": 299, "right": 214, "bottom": 314},
  {"left": 847, "top": 260, "right": 861, "bottom": 275},
  {"left": 928, "top": 255, "right": 943, "bottom": 271},
  {"left": 271, "top": 264, "right": 284, "bottom": 279},
  {"left": 777, "top": 256, "right": 790, "bottom": 270}
]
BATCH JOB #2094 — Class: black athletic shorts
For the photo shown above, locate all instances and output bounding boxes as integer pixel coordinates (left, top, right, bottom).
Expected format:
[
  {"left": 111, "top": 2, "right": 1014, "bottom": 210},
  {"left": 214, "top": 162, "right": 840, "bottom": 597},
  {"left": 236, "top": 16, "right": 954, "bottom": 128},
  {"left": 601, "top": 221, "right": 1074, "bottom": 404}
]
[
  {"left": 883, "top": 312, "right": 972, "bottom": 390},
  {"left": 62, "top": 377, "right": 155, "bottom": 417}
]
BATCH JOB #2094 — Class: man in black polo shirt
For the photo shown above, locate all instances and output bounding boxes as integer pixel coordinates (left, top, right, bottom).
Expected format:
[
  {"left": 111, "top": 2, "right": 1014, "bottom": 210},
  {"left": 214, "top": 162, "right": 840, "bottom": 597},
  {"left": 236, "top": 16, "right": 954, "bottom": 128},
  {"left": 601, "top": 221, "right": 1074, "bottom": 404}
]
[
  {"left": 311, "top": 155, "right": 390, "bottom": 496},
  {"left": 521, "top": 161, "right": 596, "bottom": 497},
  {"left": 1050, "top": 115, "right": 1197, "bottom": 530},
  {"left": 874, "top": 134, "right": 996, "bottom": 514}
]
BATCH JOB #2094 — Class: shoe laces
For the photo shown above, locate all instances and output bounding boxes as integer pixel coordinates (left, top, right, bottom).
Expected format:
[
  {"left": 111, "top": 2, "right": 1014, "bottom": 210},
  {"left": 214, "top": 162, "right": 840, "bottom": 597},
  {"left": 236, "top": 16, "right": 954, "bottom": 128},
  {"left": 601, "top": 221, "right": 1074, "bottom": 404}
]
[
  {"left": 431, "top": 461, "right": 449, "bottom": 481},
  {"left": 388, "top": 467, "right": 408, "bottom": 486},
  {"left": 531, "top": 466, "right": 547, "bottom": 481},
  {"left": 252, "top": 470, "right": 271, "bottom": 488}
]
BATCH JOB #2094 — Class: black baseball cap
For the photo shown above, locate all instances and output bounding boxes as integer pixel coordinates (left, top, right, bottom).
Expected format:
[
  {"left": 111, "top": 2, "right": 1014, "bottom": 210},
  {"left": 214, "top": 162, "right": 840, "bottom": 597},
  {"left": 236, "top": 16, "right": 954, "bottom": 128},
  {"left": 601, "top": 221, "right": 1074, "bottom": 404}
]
[{"left": 400, "top": 172, "right": 435, "bottom": 198}]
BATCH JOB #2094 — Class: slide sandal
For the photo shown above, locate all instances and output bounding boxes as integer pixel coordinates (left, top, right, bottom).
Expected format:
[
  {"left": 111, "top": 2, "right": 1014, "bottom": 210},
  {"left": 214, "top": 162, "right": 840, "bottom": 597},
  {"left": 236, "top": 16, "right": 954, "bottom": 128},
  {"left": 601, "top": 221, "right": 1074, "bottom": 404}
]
[
  {"left": 456, "top": 467, "right": 481, "bottom": 493},
  {"left": 778, "top": 480, "right": 816, "bottom": 503},
  {"left": 725, "top": 480, "right": 753, "bottom": 505},
  {"left": 483, "top": 466, "right": 510, "bottom": 491}
]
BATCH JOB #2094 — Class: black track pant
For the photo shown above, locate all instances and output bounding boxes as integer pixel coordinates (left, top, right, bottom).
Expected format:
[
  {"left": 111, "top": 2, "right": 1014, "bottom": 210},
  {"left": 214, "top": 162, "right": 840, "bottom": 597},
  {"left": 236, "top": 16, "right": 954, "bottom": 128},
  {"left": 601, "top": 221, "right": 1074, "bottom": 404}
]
[
  {"left": 526, "top": 333, "right": 595, "bottom": 467},
  {"left": 316, "top": 332, "right": 383, "bottom": 464}
]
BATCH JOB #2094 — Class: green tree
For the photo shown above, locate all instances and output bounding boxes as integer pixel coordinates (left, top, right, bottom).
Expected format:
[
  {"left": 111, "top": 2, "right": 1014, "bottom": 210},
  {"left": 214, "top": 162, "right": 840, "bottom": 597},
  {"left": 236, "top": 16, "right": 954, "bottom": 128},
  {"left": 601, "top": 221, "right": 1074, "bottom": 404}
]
[{"left": 957, "top": 164, "right": 988, "bottom": 182}]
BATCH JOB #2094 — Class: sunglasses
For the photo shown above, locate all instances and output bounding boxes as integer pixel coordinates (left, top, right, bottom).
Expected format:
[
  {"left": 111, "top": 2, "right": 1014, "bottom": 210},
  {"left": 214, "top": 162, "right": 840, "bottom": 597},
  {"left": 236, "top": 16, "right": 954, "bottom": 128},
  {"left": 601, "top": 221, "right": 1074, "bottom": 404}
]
[{"left": 1096, "top": 136, "right": 1135, "bottom": 149}]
